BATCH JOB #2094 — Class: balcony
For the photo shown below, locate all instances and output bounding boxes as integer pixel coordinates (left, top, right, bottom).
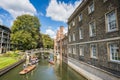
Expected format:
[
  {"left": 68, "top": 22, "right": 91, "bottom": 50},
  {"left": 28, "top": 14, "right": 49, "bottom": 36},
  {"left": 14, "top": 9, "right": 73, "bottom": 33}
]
[{"left": 3, "top": 36, "right": 8, "bottom": 39}]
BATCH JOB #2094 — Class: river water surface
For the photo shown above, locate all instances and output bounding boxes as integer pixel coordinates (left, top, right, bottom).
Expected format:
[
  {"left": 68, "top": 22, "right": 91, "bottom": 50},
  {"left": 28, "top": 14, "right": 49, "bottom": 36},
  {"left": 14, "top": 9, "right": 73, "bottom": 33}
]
[{"left": 0, "top": 58, "right": 87, "bottom": 80}]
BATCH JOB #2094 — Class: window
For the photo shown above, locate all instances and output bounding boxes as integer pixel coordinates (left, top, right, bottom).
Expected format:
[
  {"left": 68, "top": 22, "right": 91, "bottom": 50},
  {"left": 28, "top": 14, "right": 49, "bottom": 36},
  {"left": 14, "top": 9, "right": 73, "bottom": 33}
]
[
  {"left": 73, "top": 46, "right": 76, "bottom": 54},
  {"left": 90, "top": 44, "right": 97, "bottom": 58},
  {"left": 103, "top": 0, "right": 108, "bottom": 2},
  {"left": 72, "top": 20, "right": 75, "bottom": 26},
  {"left": 73, "top": 33, "right": 75, "bottom": 41},
  {"left": 68, "top": 47, "right": 72, "bottom": 54},
  {"left": 79, "top": 14, "right": 82, "bottom": 22},
  {"left": 89, "top": 21, "right": 96, "bottom": 37},
  {"left": 88, "top": 2, "right": 94, "bottom": 14},
  {"left": 69, "top": 35, "right": 71, "bottom": 42},
  {"left": 106, "top": 10, "right": 117, "bottom": 32},
  {"left": 108, "top": 43, "right": 120, "bottom": 62},
  {"left": 79, "top": 46, "right": 84, "bottom": 56},
  {"left": 68, "top": 25, "right": 71, "bottom": 29},
  {"left": 79, "top": 28, "right": 83, "bottom": 39}
]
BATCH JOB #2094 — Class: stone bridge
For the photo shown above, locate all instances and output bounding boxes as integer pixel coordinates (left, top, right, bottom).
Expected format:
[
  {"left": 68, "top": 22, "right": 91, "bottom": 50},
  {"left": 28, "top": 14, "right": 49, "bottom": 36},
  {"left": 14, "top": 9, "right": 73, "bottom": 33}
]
[{"left": 26, "top": 49, "right": 54, "bottom": 54}]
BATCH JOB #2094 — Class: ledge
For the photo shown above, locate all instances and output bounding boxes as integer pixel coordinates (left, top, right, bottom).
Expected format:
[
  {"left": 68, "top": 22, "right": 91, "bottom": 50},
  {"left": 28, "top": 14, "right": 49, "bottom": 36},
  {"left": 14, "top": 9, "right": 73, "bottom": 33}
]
[{"left": 68, "top": 57, "right": 120, "bottom": 80}]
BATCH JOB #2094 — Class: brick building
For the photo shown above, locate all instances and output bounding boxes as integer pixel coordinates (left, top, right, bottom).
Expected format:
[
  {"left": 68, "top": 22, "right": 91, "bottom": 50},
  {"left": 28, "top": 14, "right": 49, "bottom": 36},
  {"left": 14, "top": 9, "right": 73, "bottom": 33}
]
[
  {"left": 54, "top": 26, "right": 65, "bottom": 60},
  {"left": 67, "top": 0, "right": 120, "bottom": 79}
]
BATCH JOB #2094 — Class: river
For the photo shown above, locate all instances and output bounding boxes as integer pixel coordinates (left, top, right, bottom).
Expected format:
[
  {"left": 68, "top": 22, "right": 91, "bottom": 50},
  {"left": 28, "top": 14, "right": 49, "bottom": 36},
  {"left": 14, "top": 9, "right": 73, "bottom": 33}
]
[{"left": 0, "top": 55, "right": 87, "bottom": 80}]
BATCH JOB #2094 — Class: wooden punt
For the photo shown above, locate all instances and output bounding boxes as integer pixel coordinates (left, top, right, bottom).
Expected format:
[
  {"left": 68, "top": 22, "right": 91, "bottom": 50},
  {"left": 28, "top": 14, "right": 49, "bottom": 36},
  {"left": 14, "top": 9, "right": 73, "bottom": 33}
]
[
  {"left": 19, "top": 65, "right": 36, "bottom": 75},
  {"left": 48, "top": 61, "right": 54, "bottom": 65}
]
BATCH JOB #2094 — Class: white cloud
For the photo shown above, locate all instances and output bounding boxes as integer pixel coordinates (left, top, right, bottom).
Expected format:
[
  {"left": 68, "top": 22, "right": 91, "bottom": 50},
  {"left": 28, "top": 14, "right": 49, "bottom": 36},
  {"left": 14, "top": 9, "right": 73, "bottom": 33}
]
[
  {"left": 0, "top": 0, "right": 36, "bottom": 18},
  {"left": 0, "top": 13, "right": 14, "bottom": 27},
  {"left": 39, "top": 12, "right": 44, "bottom": 16},
  {"left": 45, "top": 28, "right": 56, "bottom": 39},
  {"left": 46, "top": 0, "right": 82, "bottom": 22},
  {"left": 36, "top": 12, "right": 44, "bottom": 16},
  {"left": 63, "top": 27, "right": 68, "bottom": 34}
]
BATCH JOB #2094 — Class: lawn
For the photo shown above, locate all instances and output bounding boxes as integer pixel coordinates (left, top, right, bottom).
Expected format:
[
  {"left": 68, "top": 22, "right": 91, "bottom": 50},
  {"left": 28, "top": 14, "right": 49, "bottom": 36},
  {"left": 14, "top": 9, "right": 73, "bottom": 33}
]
[{"left": 0, "top": 57, "right": 17, "bottom": 69}]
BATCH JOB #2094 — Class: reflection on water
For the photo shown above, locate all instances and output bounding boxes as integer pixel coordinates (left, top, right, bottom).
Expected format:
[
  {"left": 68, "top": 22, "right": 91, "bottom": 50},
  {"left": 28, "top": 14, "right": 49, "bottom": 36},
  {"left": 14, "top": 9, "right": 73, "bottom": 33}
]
[{"left": 0, "top": 58, "right": 87, "bottom": 80}]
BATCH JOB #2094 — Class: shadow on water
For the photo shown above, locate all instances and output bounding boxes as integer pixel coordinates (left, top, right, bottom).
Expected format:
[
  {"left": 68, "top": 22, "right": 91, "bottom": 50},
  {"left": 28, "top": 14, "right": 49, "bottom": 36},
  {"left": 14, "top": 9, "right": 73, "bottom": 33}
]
[{"left": 0, "top": 52, "right": 87, "bottom": 80}]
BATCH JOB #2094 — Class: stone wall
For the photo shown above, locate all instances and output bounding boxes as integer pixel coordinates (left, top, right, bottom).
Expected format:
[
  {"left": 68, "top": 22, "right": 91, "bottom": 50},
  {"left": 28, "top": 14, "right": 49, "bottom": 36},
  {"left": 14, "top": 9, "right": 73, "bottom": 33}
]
[{"left": 67, "top": 0, "right": 120, "bottom": 76}]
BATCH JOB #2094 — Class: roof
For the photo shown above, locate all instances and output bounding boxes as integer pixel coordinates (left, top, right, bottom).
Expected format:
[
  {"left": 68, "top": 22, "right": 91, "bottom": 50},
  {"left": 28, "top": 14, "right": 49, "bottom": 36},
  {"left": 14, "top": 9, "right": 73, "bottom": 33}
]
[
  {"left": 67, "top": 0, "right": 89, "bottom": 23},
  {"left": 0, "top": 25, "right": 11, "bottom": 32}
]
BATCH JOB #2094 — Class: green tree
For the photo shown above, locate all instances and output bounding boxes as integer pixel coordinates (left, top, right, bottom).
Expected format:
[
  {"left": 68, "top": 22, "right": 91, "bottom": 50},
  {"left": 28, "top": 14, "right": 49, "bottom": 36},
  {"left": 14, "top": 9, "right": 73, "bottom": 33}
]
[
  {"left": 11, "top": 14, "right": 41, "bottom": 50},
  {"left": 41, "top": 34, "right": 54, "bottom": 49}
]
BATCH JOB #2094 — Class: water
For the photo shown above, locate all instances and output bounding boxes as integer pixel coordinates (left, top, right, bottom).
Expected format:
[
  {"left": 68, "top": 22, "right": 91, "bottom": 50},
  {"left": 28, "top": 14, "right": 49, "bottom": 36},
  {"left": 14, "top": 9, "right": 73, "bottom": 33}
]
[{"left": 0, "top": 59, "right": 87, "bottom": 80}]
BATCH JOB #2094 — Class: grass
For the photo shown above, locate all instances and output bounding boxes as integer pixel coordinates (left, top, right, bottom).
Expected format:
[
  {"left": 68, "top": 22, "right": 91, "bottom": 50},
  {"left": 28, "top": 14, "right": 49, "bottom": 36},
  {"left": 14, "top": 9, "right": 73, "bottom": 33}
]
[{"left": 0, "top": 57, "right": 18, "bottom": 69}]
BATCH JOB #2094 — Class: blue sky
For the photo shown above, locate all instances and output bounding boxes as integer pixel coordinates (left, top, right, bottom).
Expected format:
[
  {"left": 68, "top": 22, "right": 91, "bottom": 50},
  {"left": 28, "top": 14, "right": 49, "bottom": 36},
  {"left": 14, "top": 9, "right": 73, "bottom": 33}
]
[{"left": 0, "top": 0, "right": 82, "bottom": 38}]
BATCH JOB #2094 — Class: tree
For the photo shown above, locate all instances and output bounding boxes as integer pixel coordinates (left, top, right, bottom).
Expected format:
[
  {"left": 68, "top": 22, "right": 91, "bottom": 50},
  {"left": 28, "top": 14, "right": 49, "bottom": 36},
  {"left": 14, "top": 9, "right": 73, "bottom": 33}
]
[
  {"left": 41, "top": 34, "right": 54, "bottom": 49},
  {"left": 11, "top": 14, "right": 41, "bottom": 50}
]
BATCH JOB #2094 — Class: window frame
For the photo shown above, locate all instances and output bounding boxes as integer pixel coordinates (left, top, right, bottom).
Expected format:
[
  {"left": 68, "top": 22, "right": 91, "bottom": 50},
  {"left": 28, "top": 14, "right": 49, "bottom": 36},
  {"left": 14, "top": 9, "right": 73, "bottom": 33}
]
[
  {"left": 105, "top": 9, "right": 118, "bottom": 33},
  {"left": 79, "top": 14, "right": 82, "bottom": 22},
  {"left": 69, "top": 35, "right": 71, "bottom": 42},
  {"left": 79, "top": 28, "right": 83, "bottom": 39},
  {"left": 88, "top": 1, "right": 94, "bottom": 14},
  {"left": 72, "top": 32, "right": 75, "bottom": 41},
  {"left": 90, "top": 44, "right": 98, "bottom": 59},
  {"left": 68, "top": 46, "right": 72, "bottom": 54},
  {"left": 89, "top": 21, "right": 96, "bottom": 37},
  {"left": 68, "top": 25, "right": 71, "bottom": 29},
  {"left": 72, "top": 46, "right": 76, "bottom": 55},
  {"left": 79, "top": 45, "right": 84, "bottom": 56},
  {"left": 103, "top": 0, "right": 108, "bottom": 3},
  {"left": 107, "top": 42, "right": 120, "bottom": 63},
  {"left": 72, "top": 19, "right": 75, "bottom": 26}
]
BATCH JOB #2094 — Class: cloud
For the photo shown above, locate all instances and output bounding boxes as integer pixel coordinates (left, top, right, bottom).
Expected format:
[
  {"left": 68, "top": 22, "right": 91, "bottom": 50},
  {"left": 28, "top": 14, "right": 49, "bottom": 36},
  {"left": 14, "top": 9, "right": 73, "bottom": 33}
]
[
  {"left": 45, "top": 28, "right": 56, "bottom": 39},
  {"left": 36, "top": 12, "right": 44, "bottom": 16},
  {"left": 46, "top": 0, "right": 82, "bottom": 22},
  {"left": 0, "top": 13, "right": 13, "bottom": 27},
  {"left": 63, "top": 27, "right": 68, "bottom": 34},
  {"left": 0, "top": 0, "right": 36, "bottom": 18},
  {"left": 45, "top": 26, "right": 68, "bottom": 39},
  {"left": 39, "top": 12, "right": 44, "bottom": 16}
]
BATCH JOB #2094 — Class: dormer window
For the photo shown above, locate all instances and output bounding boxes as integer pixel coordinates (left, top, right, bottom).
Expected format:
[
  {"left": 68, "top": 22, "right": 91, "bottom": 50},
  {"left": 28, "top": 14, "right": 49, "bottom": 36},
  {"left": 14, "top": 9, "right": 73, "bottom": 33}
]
[
  {"left": 88, "top": 2, "right": 94, "bottom": 14},
  {"left": 103, "top": 0, "right": 108, "bottom": 2},
  {"left": 79, "top": 14, "right": 82, "bottom": 22},
  {"left": 72, "top": 20, "right": 75, "bottom": 26}
]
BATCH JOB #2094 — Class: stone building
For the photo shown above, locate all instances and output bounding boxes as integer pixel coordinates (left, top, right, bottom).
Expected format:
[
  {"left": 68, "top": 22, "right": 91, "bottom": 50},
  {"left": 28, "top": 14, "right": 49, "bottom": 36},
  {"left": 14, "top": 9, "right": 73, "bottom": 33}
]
[
  {"left": 67, "top": 0, "right": 120, "bottom": 80},
  {"left": 0, "top": 25, "right": 10, "bottom": 53}
]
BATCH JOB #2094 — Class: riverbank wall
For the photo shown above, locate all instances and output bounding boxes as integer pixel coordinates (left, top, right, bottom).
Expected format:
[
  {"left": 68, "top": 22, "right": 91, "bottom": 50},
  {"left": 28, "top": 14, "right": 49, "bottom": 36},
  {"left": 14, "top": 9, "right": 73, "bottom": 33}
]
[
  {"left": 68, "top": 57, "right": 120, "bottom": 80},
  {"left": 0, "top": 59, "right": 25, "bottom": 76},
  {"left": 62, "top": 56, "right": 68, "bottom": 64}
]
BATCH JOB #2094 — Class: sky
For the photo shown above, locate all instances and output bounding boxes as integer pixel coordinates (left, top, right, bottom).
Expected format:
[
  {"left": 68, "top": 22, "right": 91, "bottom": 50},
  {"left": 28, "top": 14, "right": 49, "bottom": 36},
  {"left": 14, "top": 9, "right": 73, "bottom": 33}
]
[{"left": 0, "top": 0, "right": 82, "bottom": 38}]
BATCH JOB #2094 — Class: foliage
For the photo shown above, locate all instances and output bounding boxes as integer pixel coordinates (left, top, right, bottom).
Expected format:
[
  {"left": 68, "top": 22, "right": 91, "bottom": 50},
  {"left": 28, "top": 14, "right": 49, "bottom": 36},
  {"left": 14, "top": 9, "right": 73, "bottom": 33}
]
[
  {"left": 42, "top": 34, "right": 54, "bottom": 49},
  {"left": 11, "top": 14, "right": 41, "bottom": 50}
]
